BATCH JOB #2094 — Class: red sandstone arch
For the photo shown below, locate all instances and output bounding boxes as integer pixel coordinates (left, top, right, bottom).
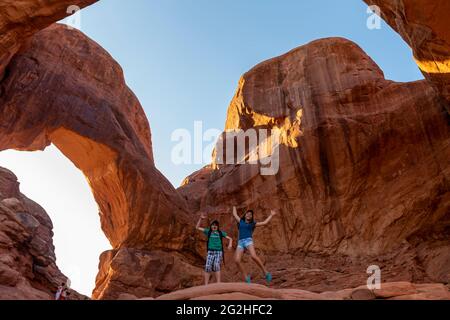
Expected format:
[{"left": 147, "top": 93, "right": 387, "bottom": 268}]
[
  {"left": 0, "top": 1, "right": 207, "bottom": 297},
  {"left": 0, "top": 24, "right": 193, "bottom": 251},
  {"left": 0, "top": 0, "right": 98, "bottom": 78}
]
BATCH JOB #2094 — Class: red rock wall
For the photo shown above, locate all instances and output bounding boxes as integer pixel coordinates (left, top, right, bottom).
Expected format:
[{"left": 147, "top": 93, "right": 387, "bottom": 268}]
[
  {"left": 183, "top": 38, "right": 450, "bottom": 255},
  {"left": 179, "top": 38, "right": 450, "bottom": 285}
]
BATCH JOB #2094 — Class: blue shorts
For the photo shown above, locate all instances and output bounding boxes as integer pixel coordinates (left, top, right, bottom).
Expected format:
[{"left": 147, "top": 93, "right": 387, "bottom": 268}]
[{"left": 237, "top": 238, "right": 254, "bottom": 250}]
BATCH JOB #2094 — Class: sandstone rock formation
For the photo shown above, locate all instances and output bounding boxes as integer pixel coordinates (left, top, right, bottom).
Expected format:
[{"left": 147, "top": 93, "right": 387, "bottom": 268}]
[
  {"left": 179, "top": 37, "right": 450, "bottom": 288},
  {"left": 150, "top": 282, "right": 450, "bottom": 300},
  {"left": 364, "top": 0, "right": 450, "bottom": 106},
  {"left": 0, "top": 22, "right": 190, "bottom": 250},
  {"left": 0, "top": 167, "right": 87, "bottom": 299},
  {"left": 0, "top": 0, "right": 98, "bottom": 78},
  {"left": 0, "top": 0, "right": 449, "bottom": 300},
  {"left": 0, "top": 22, "right": 204, "bottom": 299}
]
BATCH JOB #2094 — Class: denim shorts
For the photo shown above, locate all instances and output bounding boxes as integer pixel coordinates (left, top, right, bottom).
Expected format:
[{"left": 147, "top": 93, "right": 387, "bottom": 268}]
[{"left": 237, "top": 237, "right": 254, "bottom": 250}]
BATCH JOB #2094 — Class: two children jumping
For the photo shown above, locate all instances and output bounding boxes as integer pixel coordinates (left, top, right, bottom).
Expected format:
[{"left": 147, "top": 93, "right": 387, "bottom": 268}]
[{"left": 196, "top": 207, "right": 278, "bottom": 285}]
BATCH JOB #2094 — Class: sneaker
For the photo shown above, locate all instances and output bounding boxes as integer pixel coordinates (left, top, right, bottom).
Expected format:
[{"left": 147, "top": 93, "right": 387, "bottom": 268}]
[
  {"left": 265, "top": 272, "right": 272, "bottom": 284},
  {"left": 245, "top": 275, "right": 251, "bottom": 284}
]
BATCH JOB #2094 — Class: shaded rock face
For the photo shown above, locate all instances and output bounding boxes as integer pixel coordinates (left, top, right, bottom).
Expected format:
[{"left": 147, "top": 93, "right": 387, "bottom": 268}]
[
  {"left": 0, "top": 167, "right": 87, "bottom": 300},
  {"left": 179, "top": 38, "right": 450, "bottom": 286},
  {"left": 364, "top": 0, "right": 450, "bottom": 106},
  {"left": 0, "top": 0, "right": 98, "bottom": 78}
]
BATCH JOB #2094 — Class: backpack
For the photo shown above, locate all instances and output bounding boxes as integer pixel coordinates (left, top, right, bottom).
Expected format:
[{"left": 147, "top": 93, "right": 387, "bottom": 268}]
[{"left": 207, "top": 229, "right": 225, "bottom": 265}]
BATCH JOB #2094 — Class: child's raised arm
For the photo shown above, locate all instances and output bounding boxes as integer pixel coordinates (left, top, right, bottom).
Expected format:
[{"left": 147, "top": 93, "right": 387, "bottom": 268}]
[
  {"left": 232, "top": 206, "right": 240, "bottom": 223},
  {"left": 256, "top": 210, "right": 278, "bottom": 227},
  {"left": 196, "top": 212, "right": 207, "bottom": 232}
]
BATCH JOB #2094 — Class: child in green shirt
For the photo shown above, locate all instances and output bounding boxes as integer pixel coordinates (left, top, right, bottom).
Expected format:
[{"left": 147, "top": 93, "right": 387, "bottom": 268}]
[{"left": 196, "top": 213, "right": 233, "bottom": 285}]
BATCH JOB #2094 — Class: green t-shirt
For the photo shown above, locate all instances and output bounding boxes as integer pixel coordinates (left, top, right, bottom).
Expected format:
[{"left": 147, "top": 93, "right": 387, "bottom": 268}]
[{"left": 203, "top": 229, "right": 227, "bottom": 251}]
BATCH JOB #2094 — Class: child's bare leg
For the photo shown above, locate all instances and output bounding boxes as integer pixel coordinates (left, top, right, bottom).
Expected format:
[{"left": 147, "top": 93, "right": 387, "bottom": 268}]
[
  {"left": 248, "top": 245, "right": 268, "bottom": 275},
  {"left": 204, "top": 272, "right": 211, "bottom": 285},
  {"left": 235, "top": 248, "right": 248, "bottom": 280},
  {"left": 215, "top": 271, "right": 221, "bottom": 283}
]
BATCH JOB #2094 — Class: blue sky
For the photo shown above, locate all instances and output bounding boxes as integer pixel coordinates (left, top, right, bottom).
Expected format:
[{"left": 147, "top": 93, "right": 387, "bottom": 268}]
[
  {"left": 0, "top": 0, "right": 424, "bottom": 296},
  {"left": 78, "top": 0, "right": 423, "bottom": 187}
]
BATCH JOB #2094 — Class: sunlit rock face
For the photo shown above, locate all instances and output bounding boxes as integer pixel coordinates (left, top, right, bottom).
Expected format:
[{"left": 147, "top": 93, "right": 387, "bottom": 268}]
[
  {"left": 179, "top": 37, "right": 450, "bottom": 287},
  {"left": 0, "top": 0, "right": 98, "bottom": 78},
  {"left": 364, "top": 0, "right": 450, "bottom": 106}
]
